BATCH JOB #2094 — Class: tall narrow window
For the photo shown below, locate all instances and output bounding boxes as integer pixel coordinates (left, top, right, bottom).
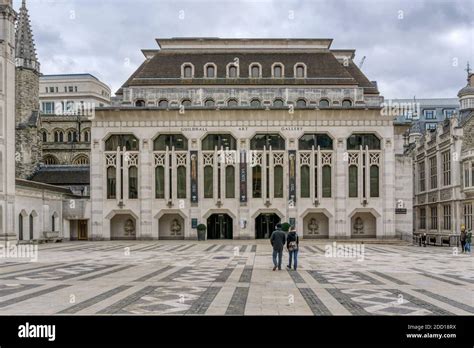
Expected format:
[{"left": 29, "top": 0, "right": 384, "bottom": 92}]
[
  {"left": 51, "top": 215, "right": 56, "bottom": 232},
  {"left": 107, "top": 167, "right": 116, "bottom": 199},
  {"left": 183, "top": 65, "right": 193, "bottom": 78},
  {"left": 250, "top": 65, "right": 260, "bottom": 78},
  {"left": 155, "top": 166, "right": 164, "bottom": 199},
  {"left": 443, "top": 204, "right": 451, "bottom": 230},
  {"left": 370, "top": 166, "right": 379, "bottom": 197},
  {"left": 18, "top": 214, "right": 23, "bottom": 240},
  {"left": 442, "top": 151, "right": 451, "bottom": 186},
  {"left": 274, "top": 166, "right": 284, "bottom": 198},
  {"left": 204, "top": 166, "right": 213, "bottom": 198},
  {"left": 430, "top": 156, "right": 437, "bottom": 189},
  {"left": 349, "top": 165, "right": 358, "bottom": 197},
  {"left": 177, "top": 166, "right": 186, "bottom": 199},
  {"left": 300, "top": 165, "right": 310, "bottom": 198},
  {"left": 225, "top": 166, "right": 235, "bottom": 199},
  {"left": 29, "top": 214, "right": 34, "bottom": 240},
  {"left": 431, "top": 207, "right": 438, "bottom": 230},
  {"left": 420, "top": 208, "right": 426, "bottom": 229},
  {"left": 42, "top": 131, "right": 47, "bottom": 142},
  {"left": 322, "top": 166, "right": 331, "bottom": 198},
  {"left": 252, "top": 166, "right": 262, "bottom": 198},
  {"left": 419, "top": 161, "right": 425, "bottom": 192},
  {"left": 295, "top": 65, "right": 305, "bottom": 78},
  {"left": 129, "top": 166, "right": 138, "bottom": 199}
]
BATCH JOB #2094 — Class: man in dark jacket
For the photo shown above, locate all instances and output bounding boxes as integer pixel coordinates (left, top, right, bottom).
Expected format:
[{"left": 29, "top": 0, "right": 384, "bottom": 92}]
[{"left": 270, "top": 223, "right": 286, "bottom": 271}]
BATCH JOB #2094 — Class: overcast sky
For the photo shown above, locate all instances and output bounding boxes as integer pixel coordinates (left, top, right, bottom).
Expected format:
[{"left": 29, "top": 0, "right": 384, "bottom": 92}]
[{"left": 15, "top": 0, "right": 473, "bottom": 99}]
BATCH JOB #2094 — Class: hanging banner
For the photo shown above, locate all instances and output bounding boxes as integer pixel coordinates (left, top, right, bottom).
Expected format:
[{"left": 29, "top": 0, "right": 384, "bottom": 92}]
[
  {"left": 288, "top": 150, "right": 297, "bottom": 204},
  {"left": 240, "top": 150, "right": 247, "bottom": 203},
  {"left": 190, "top": 151, "right": 198, "bottom": 203}
]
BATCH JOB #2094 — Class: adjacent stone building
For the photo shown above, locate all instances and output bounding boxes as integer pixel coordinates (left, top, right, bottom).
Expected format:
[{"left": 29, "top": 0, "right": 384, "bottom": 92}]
[
  {"left": 90, "top": 38, "right": 413, "bottom": 241},
  {"left": 411, "top": 72, "right": 474, "bottom": 240}
]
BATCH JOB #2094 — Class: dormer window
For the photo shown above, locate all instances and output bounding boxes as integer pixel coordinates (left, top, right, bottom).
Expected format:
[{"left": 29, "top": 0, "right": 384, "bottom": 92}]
[
  {"left": 249, "top": 63, "right": 262, "bottom": 78},
  {"left": 250, "top": 98, "right": 261, "bottom": 107},
  {"left": 296, "top": 99, "right": 307, "bottom": 108},
  {"left": 135, "top": 99, "right": 145, "bottom": 107},
  {"left": 158, "top": 99, "right": 169, "bottom": 108},
  {"left": 319, "top": 99, "right": 330, "bottom": 108},
  {"left": 205, "top": 63, "right": 217, "bottom": 78},
  {"left": 272, "top": 63, "right": 284, "bottom": 78},
  {"left": 182, "top": 63, "right": 194, "bottom": 78},
  {"left": 205, "top": 99, "right": 215, "bottom": 107},
  {"left": 273, "top": 99, "right": 284, "bottom": 107},
  {"left": 342, "top": 99, "right": 353, "bottom": 107},
  {"left": 227, "top": 99, "right": 238, "bottom": 107},
  {"left": 227, "top": 64, "right": 239, "bottom": 78},
  {"left": 181, "top": 99, "right": 192, "bottom": 107},
  {"left": 295, "top": 64, "right": 306, "bottom": 78}
]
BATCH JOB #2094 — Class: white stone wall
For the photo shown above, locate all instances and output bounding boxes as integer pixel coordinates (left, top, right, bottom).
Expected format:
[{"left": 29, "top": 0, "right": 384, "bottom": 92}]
[{"left": 91, "top": 109, "right": 410, "bottom": 240}]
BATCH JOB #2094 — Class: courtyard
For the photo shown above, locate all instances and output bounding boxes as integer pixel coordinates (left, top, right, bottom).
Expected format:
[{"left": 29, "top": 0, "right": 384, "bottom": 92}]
[{"left": 0, "top": 240, "right": 472, "bottom": 316}]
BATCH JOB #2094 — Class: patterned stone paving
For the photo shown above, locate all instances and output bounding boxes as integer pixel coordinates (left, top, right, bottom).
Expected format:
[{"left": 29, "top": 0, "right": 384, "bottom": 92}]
[{"left": 0, "top": 240, "right": 472, "bottom": 316}]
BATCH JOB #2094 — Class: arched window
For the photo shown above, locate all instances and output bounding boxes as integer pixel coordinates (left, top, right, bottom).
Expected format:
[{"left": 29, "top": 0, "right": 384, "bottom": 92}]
[
  {"left": 41, "top": 130, "right": 48, "bottom": 142},
  {"left": 18, "top": 213, "right": 24, "bottom": 240},
  {"left": 182, "top": 64, "right": 193, "bottom": 78},
  {"left": 225, "top": 165, "right": 235, "bottom": 199},
  {"left": 295, "top": 64, "right": 306, "bottom": 78},
  {"left": 29, "top": 214, "right": 34, "bottom": 240},
  {"left": 273, "top": 64, "right": 283, "bottom": 78},
  {"left": 251, "top": 134, "right": 285, "bottom": 150},
  {"left": 51, "top": 214, "right": 56, "bottom": 232},
  {"left": 105, "top": 134, "right": 139, "bottom": 151},
  {"left": 158, "top": 99, "right": 169, "bottom": 108},
  {"left": 83, "top": 130, "right": 90, "bottom": 143},
  {"left": 135, "top": 99, "right": 145, "bottom": 107},
  {"left": 298, "top": 134, "right": 333, "bottom": 150},
  {"left": 154, "top": 134, "right": 188, "bottom": 151},
  {"left": 273, "top": 99, "right": 284, "bottom": 107},
  {"left": 204, "top": 99, "right": 215, "bottom": 107},
  {"left": 227, "top": 99, "right": 238, "bottom": 107},
  {"left": 73, "top": 155, "right": 89, "bottom": 165},
  {"left": 250, "top": 99, "right": 261, "bottom": 108},
  {"left": 54, "top": 130, "right": 64, "bottom": 143},
  {"left": 107, "top": 166, "right": 116, "bottom": 199},
  {"left": 274, "top": 165, "right": 284, "bottom": 198},
  {"left": 347, "top": 134, "right": 381, "bottom": 150},
  {"left": 129, "top": 166, "right": 138, "bottom": 199},
  {"left": 202, "top": 134, "right": 236, "bottom": 151},
  {"left": 342, "top": 99, "right": 353, "bottom": 107},
  {"left": 43, "top": 155, "right": 59, "bottom": 165},
  {"left": 205, "top": 64, "right": 216, "bottom": 78},
  {"left": 319, "top": 99, "right": 330, "bottom": 108},
  {"left": 204, "top": 166, "right": 213, "bottom": 198},
  {"left": 67, "top": 130, "right": 78, "bottom": 143},
  {"left": 296, "top": 99, "right": 307, "bottom": 108},
  {"left": 228, "top": 64, "right": 238, "bottom": 78},
  {"left": 349, "top": 165, "right": 358, "bottom": 197},
  {"left": 249, "top": 64, "right": 261, "bottom": 78},
  {"left": 181, "top": 99, "right": 192, "bottom": 107}
]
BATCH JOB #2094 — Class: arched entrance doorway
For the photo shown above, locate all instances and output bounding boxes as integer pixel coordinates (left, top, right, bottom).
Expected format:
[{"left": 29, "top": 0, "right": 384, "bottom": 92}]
[
  {"left": 159, "top": 214, "right": 185, "bottom": 240},
  {"left": 303, "top": 213, "right": 329, "bottom": 239},
  {"left": 351, "top": 212, "right": 376, "bottom": 238},
  {"left": 255, "top": 214, "right": 281, "bottom": 239},
  {"left": 110, "top": 214, "right": 137, "bottom": 240},
  {"left": 207, "top": 214, "right": 233, "bottom": 240}
]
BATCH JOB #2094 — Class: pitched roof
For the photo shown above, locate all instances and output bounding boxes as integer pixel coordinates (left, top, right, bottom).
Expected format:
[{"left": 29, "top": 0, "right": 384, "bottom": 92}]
[
  {"left": 29, "top": 166, "right": 90, "bottom": 185},
  {"left": 117, "top": 38, "right": 379, "bottom": 96}
]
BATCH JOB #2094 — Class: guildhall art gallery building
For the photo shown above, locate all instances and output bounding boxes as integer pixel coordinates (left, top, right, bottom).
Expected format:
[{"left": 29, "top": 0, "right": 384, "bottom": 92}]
[{"left": 89, "top": 38, "right": 413, "bottom": 241}]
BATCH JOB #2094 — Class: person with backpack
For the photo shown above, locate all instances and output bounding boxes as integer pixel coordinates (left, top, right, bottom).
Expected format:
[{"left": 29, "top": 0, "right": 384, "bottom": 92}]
[{"left": 286, "top": 226, "right": 299, "bottom": 271}]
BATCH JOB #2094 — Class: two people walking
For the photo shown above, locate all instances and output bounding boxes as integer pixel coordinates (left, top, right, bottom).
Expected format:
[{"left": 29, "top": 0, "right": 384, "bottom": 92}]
[{"left": 270, "top": 223, "right": 299, "bottom": 271}]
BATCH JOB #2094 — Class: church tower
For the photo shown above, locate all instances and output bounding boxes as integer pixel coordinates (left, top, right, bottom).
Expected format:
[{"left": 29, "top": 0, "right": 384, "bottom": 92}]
[
  {"left": 15, "top": 0, "right": 41, "bottom": 179},
  {"left": 0, "top": 0, "right": 17, "bottom": 241}
]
